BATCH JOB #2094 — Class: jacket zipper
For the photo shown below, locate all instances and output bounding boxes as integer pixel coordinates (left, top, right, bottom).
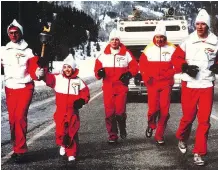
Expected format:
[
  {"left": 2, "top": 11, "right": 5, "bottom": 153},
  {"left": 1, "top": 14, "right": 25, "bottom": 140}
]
[
  {"left": 159, "top": 47, "right": 161, "bottom": 78},
  {"left": 65, "top": 79, "right": 71, "bottom": 122},
  {"left": 113, "top": 54, "right": 116, "bottom": 74}
]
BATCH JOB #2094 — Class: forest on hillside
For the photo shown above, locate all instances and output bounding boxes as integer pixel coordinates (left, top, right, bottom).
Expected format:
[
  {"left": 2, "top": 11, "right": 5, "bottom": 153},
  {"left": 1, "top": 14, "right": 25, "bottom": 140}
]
[{"left": 1, "top": 1, "right": 99, "bottom": 61}]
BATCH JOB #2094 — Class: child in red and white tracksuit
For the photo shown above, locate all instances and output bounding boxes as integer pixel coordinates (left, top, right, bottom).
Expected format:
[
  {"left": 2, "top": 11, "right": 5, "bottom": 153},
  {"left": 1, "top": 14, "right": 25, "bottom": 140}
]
[{"left": 43, "top": 54, "right": 90, "bottom": 161}]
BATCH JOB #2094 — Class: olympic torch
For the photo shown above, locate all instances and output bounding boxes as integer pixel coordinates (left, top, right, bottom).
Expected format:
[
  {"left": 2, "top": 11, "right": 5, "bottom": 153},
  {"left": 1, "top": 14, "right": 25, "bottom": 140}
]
[
  {"left": 39, "top": 22, "right": 52, "bottom": 58},
  {"left": 37, "top": 22, "right": 52, "bottom": 79}
]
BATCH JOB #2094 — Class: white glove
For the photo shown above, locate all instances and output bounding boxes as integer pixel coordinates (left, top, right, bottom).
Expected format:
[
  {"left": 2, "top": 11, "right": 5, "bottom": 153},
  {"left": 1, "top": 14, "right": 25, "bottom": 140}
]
[{"left": 35, "top": 67, "right": 44, "bottom": 79}]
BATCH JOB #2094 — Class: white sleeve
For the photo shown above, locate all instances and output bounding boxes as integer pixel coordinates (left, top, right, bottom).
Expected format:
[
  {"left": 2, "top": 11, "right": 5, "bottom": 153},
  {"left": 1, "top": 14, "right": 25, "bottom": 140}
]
[
  {"left": 25, "top": 48, "right": 35, "bottom": 59},
  {"left": 0, "top": 46, "right": 7, "bottom": 64}
]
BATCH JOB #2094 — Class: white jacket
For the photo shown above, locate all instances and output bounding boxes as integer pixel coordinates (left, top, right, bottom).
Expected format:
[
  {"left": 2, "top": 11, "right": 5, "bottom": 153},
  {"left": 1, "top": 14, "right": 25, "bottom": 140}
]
[
  {"left": 180, "top": 31, "right": 218, "bottom": 88},
  {"left": 1, "top": 40, "right": 38, "bottom": 89}
]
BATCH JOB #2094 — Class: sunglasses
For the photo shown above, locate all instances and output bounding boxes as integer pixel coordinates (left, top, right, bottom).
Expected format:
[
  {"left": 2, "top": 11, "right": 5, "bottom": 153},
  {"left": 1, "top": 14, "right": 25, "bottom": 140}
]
[{"left": 9, "top": 31, "right": 19, "bottom": 35}]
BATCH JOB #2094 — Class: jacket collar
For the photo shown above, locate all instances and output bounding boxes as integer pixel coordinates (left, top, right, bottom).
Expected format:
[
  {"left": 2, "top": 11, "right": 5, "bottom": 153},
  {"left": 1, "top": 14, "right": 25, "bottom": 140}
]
[
  {"left": 104, "top": 43, "right": 127, "bottom": 55},
  {"left": 6, "top": 39, "right": 28, "bottom": 50},
  {"left": 191, "top": 30, "right": 218, "bottom": 45},
  {"left": 62, "top": 68, "right": 79, "bottom": 79}
]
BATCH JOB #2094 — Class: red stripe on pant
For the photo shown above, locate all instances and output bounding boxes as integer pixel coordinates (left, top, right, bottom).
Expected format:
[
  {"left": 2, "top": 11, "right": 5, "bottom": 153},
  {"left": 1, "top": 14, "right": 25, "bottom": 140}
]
[
  {"left": 5, "top": 86, "right": 33, "bottom": 153},
  {"left": 176, "top": 81, "right": 214, "bottom": 155},
  {"left": 103, "top": 90, "right": 127, "bottom": 140},
  {"left": 147, "top": 85, "right": 172, "bottom": 141},
  {"left": 54, "top": 111, "right": 80, "bottom": 157}
]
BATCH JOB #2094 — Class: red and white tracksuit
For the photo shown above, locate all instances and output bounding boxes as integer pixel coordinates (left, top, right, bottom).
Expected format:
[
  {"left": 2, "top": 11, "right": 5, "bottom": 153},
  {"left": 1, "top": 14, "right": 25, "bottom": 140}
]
[
  {"left": 1, "top": 40, "right": 39, "bottom": 153},
  {"left": 172, "top": 31, "right": 218, "bottom": 155},
  {"left": 44, "top": 69, "right": 90, "bottom": 157},
  {"left": 94, "top": 43, "right": 138, "bottom": 140},
  {"left": 139, "top": 41, "right": 176, "bottom": 141}
]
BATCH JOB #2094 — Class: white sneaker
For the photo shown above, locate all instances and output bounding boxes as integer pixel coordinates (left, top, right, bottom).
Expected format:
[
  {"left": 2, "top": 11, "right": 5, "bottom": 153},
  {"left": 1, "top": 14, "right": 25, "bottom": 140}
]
[
  {"left": 68, "top": 156, "right": 76, "bottom": 162},
  {"left": 156, "top": 140, "right": 165, "bottom": 146},
  {"left": 59, "top": 146, "right": 65, "bottom": 156},
  {"left": 178, "top": 140, "right": 187, "bottom": 154},
  {"left": 194, "top": 154, "right": 205, "bottom": 166}
]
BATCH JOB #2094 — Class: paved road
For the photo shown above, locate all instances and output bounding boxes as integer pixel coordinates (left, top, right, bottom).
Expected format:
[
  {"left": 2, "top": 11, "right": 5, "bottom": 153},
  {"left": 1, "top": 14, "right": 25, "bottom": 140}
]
[{"left": 1, "top": 80, "right": 218, "bottom": 170}]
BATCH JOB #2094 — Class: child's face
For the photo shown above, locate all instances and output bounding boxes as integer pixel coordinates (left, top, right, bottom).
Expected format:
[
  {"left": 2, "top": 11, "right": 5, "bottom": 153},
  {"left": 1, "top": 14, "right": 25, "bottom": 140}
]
[{"left": 63, "top": 64, "right": 74, "bottom": 77}]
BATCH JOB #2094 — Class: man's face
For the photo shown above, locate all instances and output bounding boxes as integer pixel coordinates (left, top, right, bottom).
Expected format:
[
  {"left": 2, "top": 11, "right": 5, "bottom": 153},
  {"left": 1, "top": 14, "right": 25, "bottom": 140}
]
[
  {"left": 63, "top": 64, "right": 74, "bottom": 77},
  {"left": 110, "top": 38, "right": 120, "bottom": 49},
  {"left": 154, "top": 35, "right": 166, "bottom": 46},
  {"left": 8, "top": 29, "right": 21, "bottom": 43},
  {"left": 195, "top": 22, "right": 208, "bottom": 38}
]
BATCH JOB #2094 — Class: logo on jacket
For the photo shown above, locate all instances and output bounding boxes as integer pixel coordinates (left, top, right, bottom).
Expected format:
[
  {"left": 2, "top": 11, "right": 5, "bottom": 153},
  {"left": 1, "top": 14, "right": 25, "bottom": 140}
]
[
  {"left": 162, "top": 51, "right": 171, "bottom": 61},
  {"left": 162, "top": 52, "right": 170, "bottom": 55},
  {"left": 204, "top": 48, "right": 215, "bottom": 60},
  {"left": 204, "top": 48, "right": 214, "bottom": 53},
  {"left": 116, "top": 56, "right": 125, "bottom": 66},
  {"left": 71, "top": 82, "right": 80, "bottom": 95},
  {"left": 16, "top": 53, "right": 25, "bottom": 58}
]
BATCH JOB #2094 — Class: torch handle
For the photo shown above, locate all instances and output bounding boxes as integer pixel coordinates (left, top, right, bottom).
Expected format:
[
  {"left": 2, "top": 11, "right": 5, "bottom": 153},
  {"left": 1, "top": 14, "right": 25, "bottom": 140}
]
[{"left": 41, "top": 43, "right": 46, "bottom": 57}]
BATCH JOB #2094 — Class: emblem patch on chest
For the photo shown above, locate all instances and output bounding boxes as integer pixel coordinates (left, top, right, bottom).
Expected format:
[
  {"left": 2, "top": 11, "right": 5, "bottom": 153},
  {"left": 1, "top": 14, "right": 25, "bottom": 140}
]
[
  {"left": 71, "top": 82, "right": 80, "bottom": 95},
  {"left": 116, "top": 56, "right": 126, "bottom": 66},
  {"left": 15, "top": 53, "right": 25, "bottom": 64},
  {"left": 116, "top": 57, "right": 125, "bottom": 62},
  {"left": 204, "top": 48, "right": 214, "bottom": 53},
  {"left": 204, "top": 48, "right": 216, "bottom": 60},
  {"left": 71, "top": 82, "right": 80, "bottom": 87},
  {"left": 16, "top": 53, "right": 25, "bottom": 58},
  {"left": 162, "top": 52, "right": 170, "bottom": 55}
]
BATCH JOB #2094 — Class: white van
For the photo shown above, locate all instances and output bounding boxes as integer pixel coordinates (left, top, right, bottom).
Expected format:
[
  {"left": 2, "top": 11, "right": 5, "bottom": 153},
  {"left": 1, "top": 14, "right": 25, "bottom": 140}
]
[{"left": 116, "top": 14, "right": 189, "bottom": 98}]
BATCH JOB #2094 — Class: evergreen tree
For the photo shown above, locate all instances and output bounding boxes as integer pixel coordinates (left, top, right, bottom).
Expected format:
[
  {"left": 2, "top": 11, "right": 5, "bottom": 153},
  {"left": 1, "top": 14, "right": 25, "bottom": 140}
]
[
  {"left": 86, "top": 41, "right": 91, "bottom": 57},
  {"left": 1, "top": 1, "right": 98, "bottom": 61},
  {"left": 96, "top": 42, "right": 100, "bottom": 51}
]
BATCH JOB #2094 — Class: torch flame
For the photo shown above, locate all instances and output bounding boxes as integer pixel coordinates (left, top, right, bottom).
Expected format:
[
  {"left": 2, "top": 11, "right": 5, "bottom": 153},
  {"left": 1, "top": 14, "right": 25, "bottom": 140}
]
[
  {"left": 43, "top": 26, "right": 51, "bottom": 33},
  {"left": 43, "top": 22, "right": 51, "bottom": 33}
]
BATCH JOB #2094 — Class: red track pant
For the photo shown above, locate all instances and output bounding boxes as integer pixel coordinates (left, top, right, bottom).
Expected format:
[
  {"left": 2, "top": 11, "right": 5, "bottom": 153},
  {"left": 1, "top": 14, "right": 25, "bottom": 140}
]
[
  {"left": 147, "top": 85, "right": 172, "bottom": 141},
  {"left": 54, "top": 110, "right": 80, "bottom": 157},
  {"left": 103, "top": 89, "right": 127, "bottom": 140},
  {"left": 176, "top": 82, "right": 214, "bottom": 155},
  {"left": 5, "top": 86, "right": 33, "bottom": 153}
]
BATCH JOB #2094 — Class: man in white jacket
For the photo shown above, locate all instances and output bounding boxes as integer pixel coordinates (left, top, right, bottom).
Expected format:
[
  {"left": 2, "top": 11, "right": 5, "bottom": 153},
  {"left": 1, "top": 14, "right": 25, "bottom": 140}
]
[
  {"left": 172, "top": 9, "right": 218, "bottom": 166},
  {"left": 1, "top": 19, "right": 44, "bottom": 162}
]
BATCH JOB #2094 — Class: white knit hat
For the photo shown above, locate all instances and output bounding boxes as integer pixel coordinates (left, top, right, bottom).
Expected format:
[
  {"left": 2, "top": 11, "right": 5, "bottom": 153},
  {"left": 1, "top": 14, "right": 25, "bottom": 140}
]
[
  {"left": 195, "top": 9, "right": 210, "bottom": 28},
  {"left": 109, "top": 29, "right": 120, "bottom": 41},
  {"left": 63, "top": 54, "right": 77, "bottom": 70},
  {"left": 7, "top": 19, "right": 23, "bottom": 35},
  {"left": 154, "top": 23, "right": 166, "bottom": 37}
]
